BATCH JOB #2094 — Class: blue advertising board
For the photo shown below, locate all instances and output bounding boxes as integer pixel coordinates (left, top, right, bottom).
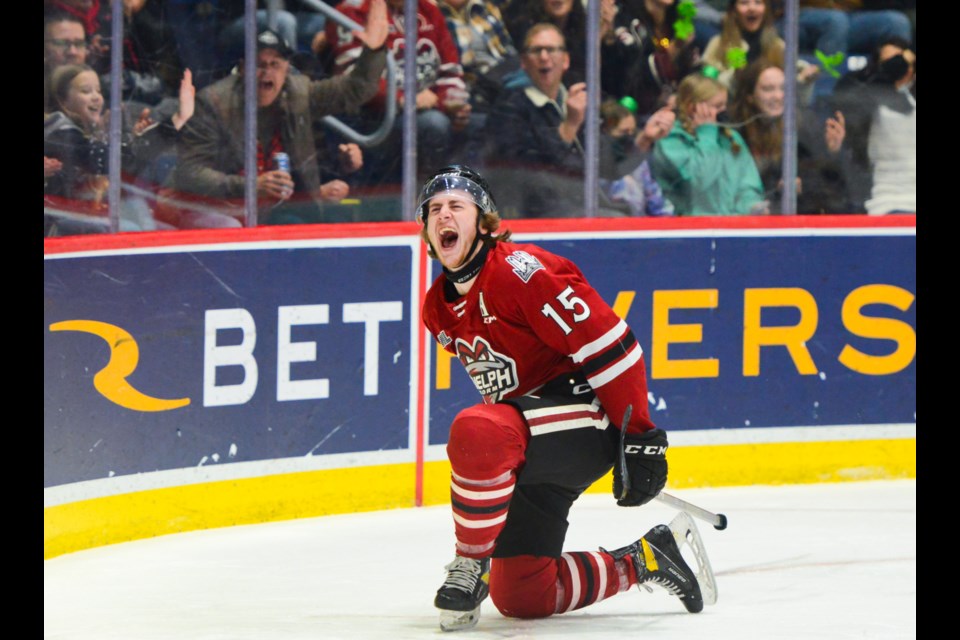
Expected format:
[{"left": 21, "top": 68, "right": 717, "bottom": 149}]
[
  {"left": 427, "top": 229, "right": 916, "bottom": 444},
  {"left": 43, "top": 219, "right": 915, "bottom": 559},
  {"left": 45, "top": 220, "right": 915, "bottom": 491},
  {"left": 44, "top": 242, "right": 417, "bottom": 488}
]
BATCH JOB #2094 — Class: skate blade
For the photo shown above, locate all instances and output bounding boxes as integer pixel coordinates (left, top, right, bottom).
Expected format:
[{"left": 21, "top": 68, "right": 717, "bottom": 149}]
[
  {"left": 439, "top": 606, "right": 481, "bottom": 632},
  {"left": 668, "top": 511, "right": 718, "bottom": 606}
]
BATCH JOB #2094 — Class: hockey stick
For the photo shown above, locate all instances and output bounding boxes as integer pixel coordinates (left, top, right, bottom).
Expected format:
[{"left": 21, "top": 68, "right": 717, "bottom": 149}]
[
  {"left": 656, "top": 491, "right": 728, "bottom": 531},
  {"left": 617, "top": 404, "right": 633, "bottom": 501},
  {"left": 617, "top": 405, "right": 728, "bottom": 530}
]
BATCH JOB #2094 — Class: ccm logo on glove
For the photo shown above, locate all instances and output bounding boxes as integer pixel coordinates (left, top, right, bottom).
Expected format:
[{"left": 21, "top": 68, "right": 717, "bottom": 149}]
[
  {"left": 624, "top": 444, "right": 668, "bottom": 455},
  {"left": 614, "top": 428, "right": 669, "bottom": 507}
]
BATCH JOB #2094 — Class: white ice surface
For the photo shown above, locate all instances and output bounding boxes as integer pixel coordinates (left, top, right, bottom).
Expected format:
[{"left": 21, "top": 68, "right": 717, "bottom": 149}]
[{"left": 44, "top": 479, "right": 916, "bottom": 640}]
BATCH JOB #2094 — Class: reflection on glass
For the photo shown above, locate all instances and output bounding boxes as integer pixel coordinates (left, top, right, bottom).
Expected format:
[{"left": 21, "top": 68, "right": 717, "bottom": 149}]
[{"left": 43, "top": 1, "right": 916, "bottom": 236}]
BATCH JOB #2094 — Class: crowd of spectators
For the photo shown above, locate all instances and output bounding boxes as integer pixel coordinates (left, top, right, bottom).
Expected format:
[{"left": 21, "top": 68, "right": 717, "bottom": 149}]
[{"left": 43, "top": 0, "right": 916, "bottom": 236}]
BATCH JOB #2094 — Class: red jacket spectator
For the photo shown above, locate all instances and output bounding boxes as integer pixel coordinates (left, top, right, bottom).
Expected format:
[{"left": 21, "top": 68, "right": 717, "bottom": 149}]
[
  {"left": 326, "top": 0, "right": 468, "bottom": 113},
  {"left": 45, "top": 0, "right": 102, "bottom": 38}
]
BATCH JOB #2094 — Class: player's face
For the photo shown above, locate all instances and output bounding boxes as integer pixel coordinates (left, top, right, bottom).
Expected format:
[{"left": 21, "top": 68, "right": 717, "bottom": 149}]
[{"left": 425, "top": 192, "right": 481, "bottom": 270}]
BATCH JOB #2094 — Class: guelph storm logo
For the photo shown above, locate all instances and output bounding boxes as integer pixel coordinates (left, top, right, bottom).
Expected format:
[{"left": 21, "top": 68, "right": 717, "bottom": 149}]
[
  {"left": 505, "top": 250, "right": 544, "bottom": 283},
  {"left": 455, "top": 337, "right": 519, "bottom": 402}
]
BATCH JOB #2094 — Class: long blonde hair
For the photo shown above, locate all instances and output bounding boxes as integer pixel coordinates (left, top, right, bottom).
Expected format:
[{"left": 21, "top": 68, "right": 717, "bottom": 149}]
[{"left": 674, "top": 72, "right": 741, "bottom": 155}]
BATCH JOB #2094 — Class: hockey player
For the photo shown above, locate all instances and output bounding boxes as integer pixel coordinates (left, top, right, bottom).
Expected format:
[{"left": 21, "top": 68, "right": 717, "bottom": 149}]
[{"left": 418, "top": 165, "right": 712, "bottom": 631}]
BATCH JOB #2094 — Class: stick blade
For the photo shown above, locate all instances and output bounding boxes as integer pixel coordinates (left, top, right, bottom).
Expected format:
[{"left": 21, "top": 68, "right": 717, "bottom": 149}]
[{"left": 668, "top": 511, "right": 718, "bottom": 606}]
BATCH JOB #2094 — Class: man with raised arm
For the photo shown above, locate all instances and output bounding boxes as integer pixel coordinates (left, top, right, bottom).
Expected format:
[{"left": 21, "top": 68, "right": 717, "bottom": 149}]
[{"left": 174, "top": 0, "right": 389, "bottom": 224}]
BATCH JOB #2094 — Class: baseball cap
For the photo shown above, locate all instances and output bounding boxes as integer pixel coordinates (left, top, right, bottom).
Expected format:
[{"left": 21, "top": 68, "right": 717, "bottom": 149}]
[{"left": 257, "top": 29, "right": 293, "bottom": 59}]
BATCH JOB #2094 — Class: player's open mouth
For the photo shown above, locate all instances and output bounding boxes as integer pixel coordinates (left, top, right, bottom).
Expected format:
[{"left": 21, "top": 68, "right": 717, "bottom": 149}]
[{"left": 439, "top": 228, "right": 459, "bottom": 249}]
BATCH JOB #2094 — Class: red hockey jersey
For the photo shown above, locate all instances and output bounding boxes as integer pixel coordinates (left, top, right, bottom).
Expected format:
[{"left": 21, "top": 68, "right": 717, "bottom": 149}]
[
  {"left": 326, "top": 0, "right": 469, "bottom": 112},
  {"left": 421, "top": 242, "right": 656, "bottom": 435}
]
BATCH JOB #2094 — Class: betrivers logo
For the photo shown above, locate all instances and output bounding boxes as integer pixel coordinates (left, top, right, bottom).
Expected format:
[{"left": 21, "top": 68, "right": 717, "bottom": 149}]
[
  {"left": 48, "top": 320, "right": 190, "bottom": 412},
  {"left": 455, "top": 336, "right": 518, "bottom": 402}
]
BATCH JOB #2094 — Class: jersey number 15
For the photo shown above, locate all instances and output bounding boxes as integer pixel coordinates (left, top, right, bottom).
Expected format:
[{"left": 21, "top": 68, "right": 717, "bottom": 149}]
[{"left": 541, "top": 285, "right": 591, "bottom": 335}]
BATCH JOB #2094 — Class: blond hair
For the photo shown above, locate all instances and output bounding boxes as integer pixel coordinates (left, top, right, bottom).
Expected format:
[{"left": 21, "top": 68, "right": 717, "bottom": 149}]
[{"left": 675, "top": 72, "right": 741, "bottom": 154}]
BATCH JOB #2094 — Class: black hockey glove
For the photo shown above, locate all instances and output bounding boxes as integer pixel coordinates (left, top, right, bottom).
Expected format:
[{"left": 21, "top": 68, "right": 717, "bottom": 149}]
[{"left": 613, "top": 428, "right": 668, "bottom": 507}]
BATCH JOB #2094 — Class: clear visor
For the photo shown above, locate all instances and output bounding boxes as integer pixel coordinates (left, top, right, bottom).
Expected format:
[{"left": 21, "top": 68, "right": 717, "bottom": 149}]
[{"left": 417, "top": 175, "right": 493, "bottom": 222}]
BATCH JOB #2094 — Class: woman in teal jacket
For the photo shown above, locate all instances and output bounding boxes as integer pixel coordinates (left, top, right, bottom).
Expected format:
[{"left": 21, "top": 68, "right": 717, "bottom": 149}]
[{"left": 650, "top": 69, "right": 768, "bottom": 216}]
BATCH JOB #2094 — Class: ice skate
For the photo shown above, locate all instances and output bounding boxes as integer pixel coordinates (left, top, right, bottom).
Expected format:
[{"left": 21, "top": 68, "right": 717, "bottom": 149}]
[
  {"left": 434, "top": 555, "right": 490, "bottom": 632},
  {"left": 603, "top": 511, "right": 717, "bottom": 613}
]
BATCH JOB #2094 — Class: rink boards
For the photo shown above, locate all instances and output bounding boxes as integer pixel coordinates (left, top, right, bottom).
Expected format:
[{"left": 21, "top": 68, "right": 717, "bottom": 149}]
[{"left": 43, "top": 217, "right": 916, "bottom": 558}]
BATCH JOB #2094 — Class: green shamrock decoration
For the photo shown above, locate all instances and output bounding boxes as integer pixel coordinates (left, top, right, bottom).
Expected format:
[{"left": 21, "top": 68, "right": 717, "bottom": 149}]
[
  {"left": 673, "top": 0, "right": 697, "bottom": 41},
  {"left": 676, "top": 1, "right": 697, "bottom": 20},
  {"left": 727, "top": 47, "right": 747, "bottom": 70},
  {"left": 815, "top": 49, "right": 846, "bottom": 78}
]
